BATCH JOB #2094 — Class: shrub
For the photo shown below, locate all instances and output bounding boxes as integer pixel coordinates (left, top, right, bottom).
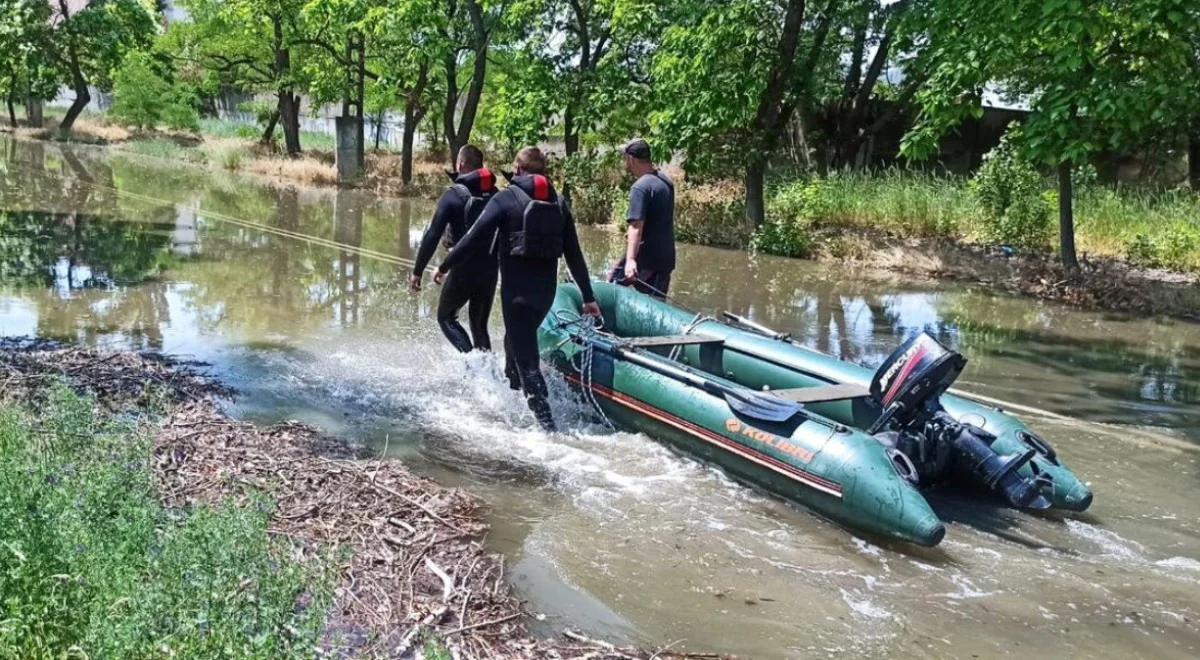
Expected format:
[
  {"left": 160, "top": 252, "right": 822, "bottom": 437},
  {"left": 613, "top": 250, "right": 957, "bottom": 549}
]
[
  {"left": 1125, "top": 225, "right": 1200, "bottom": 272},
  {"left": 971, "top": 131, "right": 1052, "bottom": 248},
  {"left": 160, "top": 87, "right": 200, "bottom": 132},
  {"left": 751, "top": 179, "right": 825, "bottom": 257},
  {"left": 111, "top": 51, "right": 200, "bottom": 133},
  {"left": 675, "top": 180, "right": 750, "bottom": 248},
  {"left": 561, "top": 152, "right": 626, "bottom": 225},
  {"left": 110, "top": 52, "right": 169, "bottom": 131}
]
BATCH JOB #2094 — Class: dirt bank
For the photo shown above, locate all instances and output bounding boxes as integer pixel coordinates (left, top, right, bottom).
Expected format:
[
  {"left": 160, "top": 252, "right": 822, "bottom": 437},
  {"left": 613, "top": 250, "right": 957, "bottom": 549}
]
[
  {"left": 812, "top": 229, "right": 1200, "bottom": 321},
  {"left": 0, "top": 339, "right": 718, "bottom": 659}
]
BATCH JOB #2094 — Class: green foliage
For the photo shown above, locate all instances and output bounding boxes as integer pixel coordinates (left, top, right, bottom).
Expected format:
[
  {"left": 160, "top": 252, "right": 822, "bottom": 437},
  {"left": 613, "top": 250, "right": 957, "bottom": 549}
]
[
  {"left": 971, "top": 132, "right": 1052, "bottom": 248},
  {"left": 561, "top": 152, "right": 627, "bottom": 225},
  {"left": 751, "top": 179, "right": 829, "bottom": 257},
  {"left": 0, "top": 387, "right": 333, "bottom": 657},
  {"left": 111, "top": 51, "right": 200, "bottom": 133},
  {"left": 674, "top": 181, "right": 750, "bottom": 248},
  {"left": 1125, "top": 226, "right": 1200, "bottom": 272},
  {"left": 110, "top": 51, "right": 170, "bottom": 131}
]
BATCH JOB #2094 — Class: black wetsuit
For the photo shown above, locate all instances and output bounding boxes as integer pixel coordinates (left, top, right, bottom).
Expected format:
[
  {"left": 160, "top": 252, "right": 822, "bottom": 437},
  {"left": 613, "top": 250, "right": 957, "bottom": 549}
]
[
  {"left": 437, "top": 174, "right": 595, "bottom": 430},
  {"left": 413, "top": 169, "right": 499, "bottom": 352}
]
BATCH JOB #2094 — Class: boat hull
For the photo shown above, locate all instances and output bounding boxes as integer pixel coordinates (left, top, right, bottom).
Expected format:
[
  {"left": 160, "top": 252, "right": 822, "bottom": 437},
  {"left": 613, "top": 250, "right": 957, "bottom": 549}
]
[{"left": 538, "top": 283, "right": 1093, "bottom": 545}]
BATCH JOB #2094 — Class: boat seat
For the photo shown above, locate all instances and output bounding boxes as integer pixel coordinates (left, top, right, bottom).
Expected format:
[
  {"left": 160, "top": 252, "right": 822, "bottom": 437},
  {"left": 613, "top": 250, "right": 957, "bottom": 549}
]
[
  {"left": 625, "top": 334, "right": 725, "bottom": 348},
  {"left": 769, "top": 382, "right": 870, "bottom": 404}
]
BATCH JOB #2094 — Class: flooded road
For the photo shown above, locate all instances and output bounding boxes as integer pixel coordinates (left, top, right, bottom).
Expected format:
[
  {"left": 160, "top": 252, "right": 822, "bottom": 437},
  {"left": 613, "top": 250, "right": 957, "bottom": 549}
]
[{"left": 2, "top": 136, "right": 1198, "bottom": 658}]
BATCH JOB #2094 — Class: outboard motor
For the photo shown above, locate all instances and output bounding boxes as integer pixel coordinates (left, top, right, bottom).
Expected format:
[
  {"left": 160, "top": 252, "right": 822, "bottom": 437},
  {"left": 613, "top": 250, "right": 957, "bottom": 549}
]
[{"left": 869, "top": 333, "right": 1051, "bottom": 510}]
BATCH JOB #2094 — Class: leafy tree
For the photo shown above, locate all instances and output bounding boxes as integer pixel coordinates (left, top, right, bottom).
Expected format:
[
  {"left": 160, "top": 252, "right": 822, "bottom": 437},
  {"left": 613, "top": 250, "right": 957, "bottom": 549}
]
[
  {"left": 651, "top": 0, "right": 842, "bottom": 227},
  {"left": 167, "top": 0, "right": 313, "bottom": 154},
  {"left": 50, "top": 0, "right": 159, "bottom": 136},
  {"left": 0, "top": 0, "right": 58, "bottom": 128},
  {"left": 903, "top": 0, "right": 1198, "bottom": 269}
]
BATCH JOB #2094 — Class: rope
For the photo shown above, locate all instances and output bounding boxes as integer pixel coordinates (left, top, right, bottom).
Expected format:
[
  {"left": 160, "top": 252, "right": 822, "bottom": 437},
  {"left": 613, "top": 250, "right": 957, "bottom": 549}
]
[{"left": 549, "top": 310, "right": 615, "bottom": 430}]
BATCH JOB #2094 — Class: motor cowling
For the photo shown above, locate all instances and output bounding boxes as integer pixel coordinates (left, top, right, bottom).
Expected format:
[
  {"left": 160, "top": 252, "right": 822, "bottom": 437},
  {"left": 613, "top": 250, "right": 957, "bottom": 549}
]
[
  {"left": 870, "top": 332, "right": 966, "bottom": 425},
  {"left": 869, "top": 333, "right": 1051, "bottom": 510}
]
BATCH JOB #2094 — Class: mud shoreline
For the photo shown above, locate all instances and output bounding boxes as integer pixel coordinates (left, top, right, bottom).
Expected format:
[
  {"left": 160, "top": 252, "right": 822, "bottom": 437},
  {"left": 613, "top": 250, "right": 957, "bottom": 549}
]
[{"left": 0, "top": 338, "right": 718, "bottom": 659}]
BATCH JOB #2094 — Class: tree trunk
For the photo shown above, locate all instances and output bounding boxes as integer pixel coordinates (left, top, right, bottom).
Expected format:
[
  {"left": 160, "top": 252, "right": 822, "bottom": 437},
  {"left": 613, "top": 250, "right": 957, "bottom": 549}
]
[
  {"left": 261, "top": 109, "right": 280, "bottom": 145},
  {"left": 744, "top": 0, "right": 806, "bottom": 226},
  {"left": 25, "top": 97, "right": 43, "bottom": 128},
  {"left": 564, "top": 105, "right": 579, "bottom": 157},
  {"left": 401, "top": 64, "right": 429, "bottom": 185},
  {"left": 1057, "top": 162, "right": 1078, "bottom": 271},
  {"left": 401, "top": 113, "right": 417, "bottom": 184},
  {"left": 6, "top": 97, "right": 16, "bottom": 128},
  {"left": 443, "top": 0, "right": 490, "bottom": 167},
  {"left": 1189, "top": 133, "right": 1200, "bottom": 191},
  {"left": 373, "top": 112, "right": 384, "bottom": 151},
  {"left": 279, "top": 92, "right": 301, "bottom": 155},
  {"left": 745, "top": 158, "right": 767, "bottom": 229},
  {"left": 60, "top": 58, "right": 91, "bottom": 137}
]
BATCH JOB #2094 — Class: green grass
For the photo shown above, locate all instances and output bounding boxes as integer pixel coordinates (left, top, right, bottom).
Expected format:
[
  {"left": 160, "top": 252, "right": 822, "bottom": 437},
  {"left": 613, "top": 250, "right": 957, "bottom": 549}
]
[
  {"left": 124, "top": 137, "right": 208, "bottom": 164},
  {"left": 0, "top": 386, "right": 334, "bottom": 658},
  {"left": 757, "top": 170, "right": 1200, "bottom": 271}
]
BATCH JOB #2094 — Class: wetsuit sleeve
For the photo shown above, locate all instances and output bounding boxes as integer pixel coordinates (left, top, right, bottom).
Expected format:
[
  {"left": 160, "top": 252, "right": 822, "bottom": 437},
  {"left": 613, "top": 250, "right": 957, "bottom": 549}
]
[
  {"left": 561, "top": 206, "right": 596, "bottom": 303},
  {"left": 414, "top": 190, "right": 460, "bottom": 275},
  {"left": 438, "top": 192, "right": 504, "bottom": 273}
]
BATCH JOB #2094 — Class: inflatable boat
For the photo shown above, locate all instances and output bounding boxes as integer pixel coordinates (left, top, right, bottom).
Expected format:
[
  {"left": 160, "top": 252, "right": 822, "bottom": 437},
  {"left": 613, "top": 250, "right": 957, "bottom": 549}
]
[{"left": 538, "top": 282, "right": 1093, "bottom": 547}]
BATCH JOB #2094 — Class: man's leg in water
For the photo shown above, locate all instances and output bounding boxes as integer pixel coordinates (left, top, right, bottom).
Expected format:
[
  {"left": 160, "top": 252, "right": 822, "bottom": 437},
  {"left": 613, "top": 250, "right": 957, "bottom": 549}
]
[
  {"left": 436, "top": 268, "right": 474, "bottom": 353},
  {"left": 466, "top": 267, "right": 497, "bottom": 351},
  {"left": 501, "top": 299, "right": 555, "bottom": 431}
]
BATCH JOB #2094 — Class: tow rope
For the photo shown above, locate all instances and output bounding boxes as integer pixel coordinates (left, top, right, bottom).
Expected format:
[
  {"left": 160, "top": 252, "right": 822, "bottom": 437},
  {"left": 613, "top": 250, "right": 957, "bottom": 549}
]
[{"left": 550, "top": 311, "right": 615, "bottom": 430}]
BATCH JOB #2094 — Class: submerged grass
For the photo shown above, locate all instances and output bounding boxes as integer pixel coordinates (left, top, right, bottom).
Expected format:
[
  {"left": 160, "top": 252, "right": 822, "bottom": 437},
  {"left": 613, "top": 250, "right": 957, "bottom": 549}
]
[{"left": 0, "top": 385, "right": 333, "bottom": 658}]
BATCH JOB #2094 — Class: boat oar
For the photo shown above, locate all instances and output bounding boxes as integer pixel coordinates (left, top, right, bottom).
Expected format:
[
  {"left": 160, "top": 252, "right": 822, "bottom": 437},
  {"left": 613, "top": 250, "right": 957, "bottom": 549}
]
[{"left": 586, "top": 336, "right": 804, "bottom": 423}]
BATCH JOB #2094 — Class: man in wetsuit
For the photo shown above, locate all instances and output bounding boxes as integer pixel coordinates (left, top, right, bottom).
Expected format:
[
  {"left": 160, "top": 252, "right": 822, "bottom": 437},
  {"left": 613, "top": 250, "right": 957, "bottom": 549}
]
[
  {"left": 610, "top": 138, "right": 675, "bottom": 299},
  {"left": 434, "top": 147, "right": 601, "bottom": 431},
  {"left": 410, "top": 144, "right": 499, "bottom": 352}
]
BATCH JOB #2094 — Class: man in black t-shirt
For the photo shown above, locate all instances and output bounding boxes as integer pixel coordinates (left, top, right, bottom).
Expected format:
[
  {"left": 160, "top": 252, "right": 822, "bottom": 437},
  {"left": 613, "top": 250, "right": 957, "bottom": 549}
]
[{"left": 610, "top": 138, "right": 675, "bottom": 298}]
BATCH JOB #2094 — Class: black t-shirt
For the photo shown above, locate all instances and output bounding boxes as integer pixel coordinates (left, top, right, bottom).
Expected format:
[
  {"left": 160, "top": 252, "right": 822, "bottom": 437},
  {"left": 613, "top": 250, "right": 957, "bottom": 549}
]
[{"left": 627, "top": 171, "right": 676, "bottom": 271}]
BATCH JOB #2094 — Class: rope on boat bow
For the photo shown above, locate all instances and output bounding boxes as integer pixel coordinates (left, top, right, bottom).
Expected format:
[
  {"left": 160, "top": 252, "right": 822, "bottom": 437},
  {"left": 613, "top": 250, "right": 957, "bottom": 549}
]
[{"left": 550, "top": 310, "right": 615, "bottom": 430}]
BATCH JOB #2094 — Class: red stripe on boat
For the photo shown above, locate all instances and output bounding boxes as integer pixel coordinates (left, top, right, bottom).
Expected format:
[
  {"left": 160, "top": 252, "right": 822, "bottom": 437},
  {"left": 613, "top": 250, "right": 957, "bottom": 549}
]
[{"left": 564, "top": 375, "right": 843, "bottom": 498}]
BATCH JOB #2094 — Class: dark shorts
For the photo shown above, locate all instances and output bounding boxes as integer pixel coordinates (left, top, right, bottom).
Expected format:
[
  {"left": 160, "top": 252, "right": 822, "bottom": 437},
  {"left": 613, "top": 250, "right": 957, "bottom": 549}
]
[{"left": 610, "top": 259, "right": 671, "bottom": 299}]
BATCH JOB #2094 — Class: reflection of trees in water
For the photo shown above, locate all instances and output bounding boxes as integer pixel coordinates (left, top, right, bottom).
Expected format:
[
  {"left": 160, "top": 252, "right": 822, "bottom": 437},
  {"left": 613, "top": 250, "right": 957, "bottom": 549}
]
[
  {"left": 0, "top": 209, "right": 176, "bottom": 289},
  {"left": 34, "top": 280, "right": 171, "bottom": 351},
  {"left": 333, "top": 190, "right": 363, "bottom": 326}
]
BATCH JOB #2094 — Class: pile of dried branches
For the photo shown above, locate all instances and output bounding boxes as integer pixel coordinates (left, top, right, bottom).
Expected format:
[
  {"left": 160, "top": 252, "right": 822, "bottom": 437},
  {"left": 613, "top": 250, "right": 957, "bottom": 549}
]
[
  {"left": 0, "top": 337, "right": 227, "bottom": 407},
  {"left": 0, "top": 340, "right": 718, "bottom": 660}
]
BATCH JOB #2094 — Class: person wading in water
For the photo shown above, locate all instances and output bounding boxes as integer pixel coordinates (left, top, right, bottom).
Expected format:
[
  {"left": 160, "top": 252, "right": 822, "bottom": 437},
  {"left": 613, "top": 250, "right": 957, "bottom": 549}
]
[
  {"left": 434, "top": 147, "right": 601, "bottom": 431},
  {"left": 610, "top": 138, "right": 675, "bottom": 298},
  {"left": 410, "top": 145, "right": 499, "bottom": 352}
]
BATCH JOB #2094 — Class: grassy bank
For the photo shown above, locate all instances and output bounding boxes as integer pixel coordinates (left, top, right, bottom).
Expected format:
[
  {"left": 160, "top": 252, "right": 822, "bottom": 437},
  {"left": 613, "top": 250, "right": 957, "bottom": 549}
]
[
  {"left": 571, "top": 168, "right": 1200, "bottom": 274},
  {"left": 10, "top": 112, "right": 448, "bottom": 195},
  {"left": 0, "top": 385, "right": 333, "bottom": 656}
]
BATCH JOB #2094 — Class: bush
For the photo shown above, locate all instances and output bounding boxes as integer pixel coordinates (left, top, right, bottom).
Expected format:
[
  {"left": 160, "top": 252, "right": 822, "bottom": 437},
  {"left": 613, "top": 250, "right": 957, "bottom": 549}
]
[
  {"left": 111, "top": 51, "right": 200, "bottom": 133},
  {"left": 751, "top": 180, "right": 825, "bottom": 257},
  {"left": 110, "top": 52, "right": 169, "bottom": 131},
  {"left": 971, "top": 131, "right": 1052, "bottom": 248},
  {"left": 1125, "top": 224, "right": 1200, "bottom": 271},
  {"left": 674, "top": 181, "right": 750, "bottom": 248},
  {"left": 561, "top": 152, "right": 626, "bottom": 225},
  {"left": 160, "top": 87, "right": 200, "bottom": 132},
  {"left": 0, "top": 387, "right": 332, "bottom": 656}
]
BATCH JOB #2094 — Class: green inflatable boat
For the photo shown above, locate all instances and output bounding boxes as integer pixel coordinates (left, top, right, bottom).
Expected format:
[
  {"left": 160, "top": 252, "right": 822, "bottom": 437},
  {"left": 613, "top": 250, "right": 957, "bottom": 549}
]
[{"left": 539, "top": 282, "right": 1093, "bottom": 547}]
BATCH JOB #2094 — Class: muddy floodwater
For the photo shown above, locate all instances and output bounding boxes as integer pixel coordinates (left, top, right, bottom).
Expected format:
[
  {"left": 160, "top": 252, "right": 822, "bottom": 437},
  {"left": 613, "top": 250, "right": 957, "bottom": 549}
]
[{"left": 2, "top": 137, "right": 1198, "bottom": 658}]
